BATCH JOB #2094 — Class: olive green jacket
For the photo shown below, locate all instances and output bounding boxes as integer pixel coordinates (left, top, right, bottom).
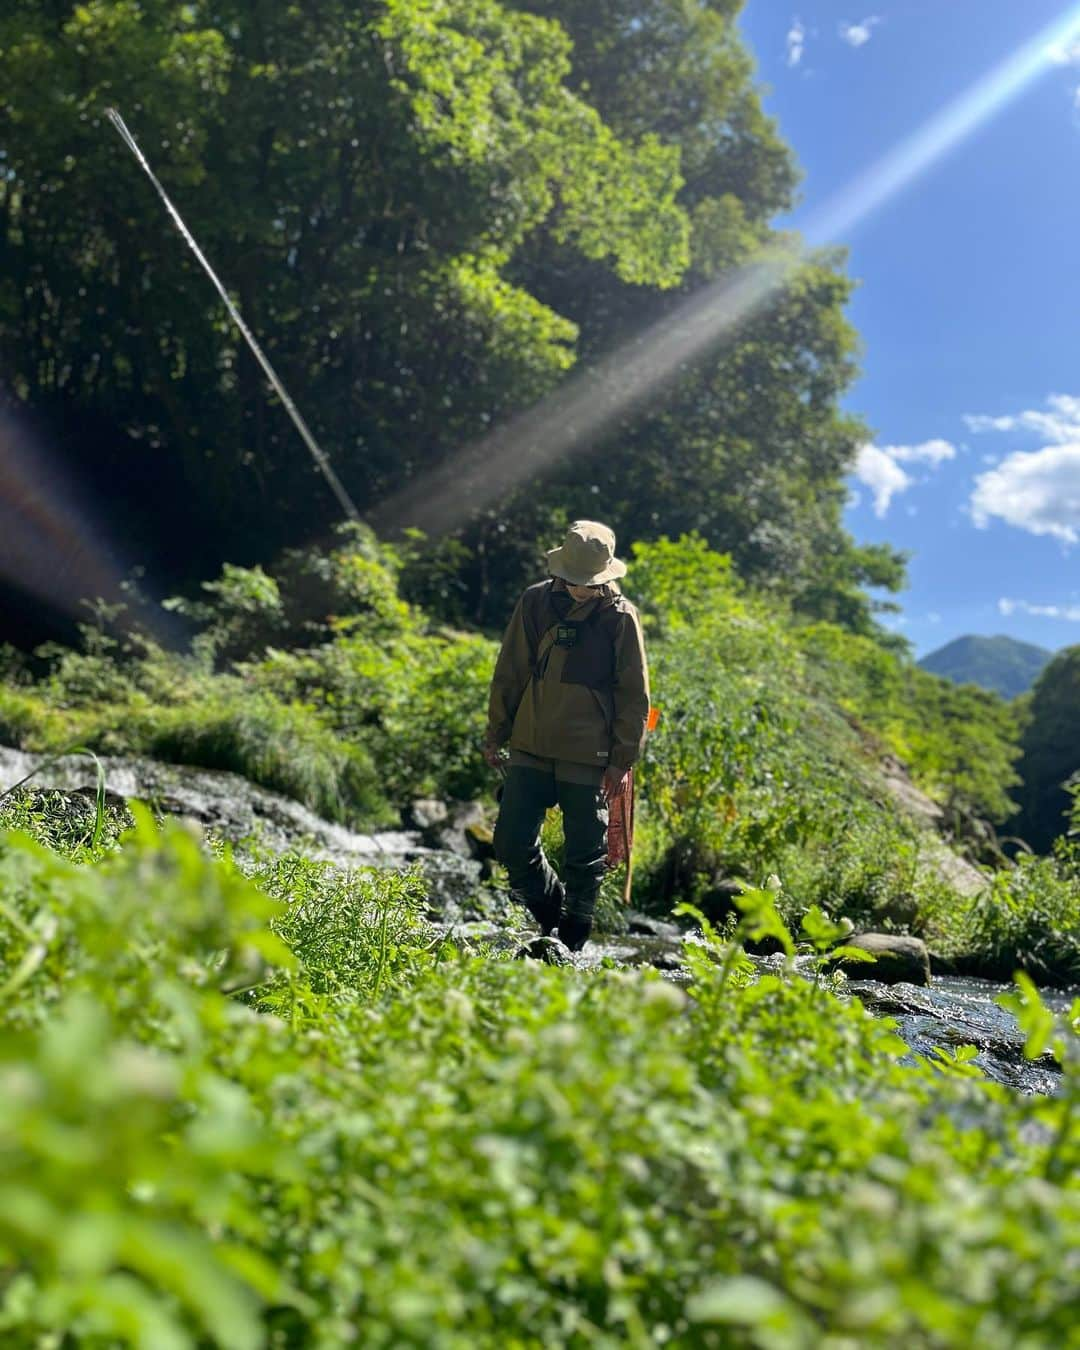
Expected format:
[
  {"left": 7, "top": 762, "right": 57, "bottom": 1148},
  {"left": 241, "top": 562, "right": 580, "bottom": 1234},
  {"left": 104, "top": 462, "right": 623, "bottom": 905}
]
[{"left": 486, "top": 580, "right": 650, "bottom": 771}]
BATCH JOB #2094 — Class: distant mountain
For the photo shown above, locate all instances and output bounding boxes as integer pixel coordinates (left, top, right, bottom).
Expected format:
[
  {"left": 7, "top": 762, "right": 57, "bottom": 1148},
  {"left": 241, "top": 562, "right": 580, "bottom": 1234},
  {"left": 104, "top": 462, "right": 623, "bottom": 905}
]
[{"left": 919, "top": 635, "right": 1054, "bottom": 700}]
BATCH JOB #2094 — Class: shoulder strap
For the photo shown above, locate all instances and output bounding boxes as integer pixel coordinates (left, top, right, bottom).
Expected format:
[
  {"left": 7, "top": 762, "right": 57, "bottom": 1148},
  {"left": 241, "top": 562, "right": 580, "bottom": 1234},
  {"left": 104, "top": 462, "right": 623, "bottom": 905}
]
[{"left": 530, "top": 593, "right": 625, "bottom": 683}]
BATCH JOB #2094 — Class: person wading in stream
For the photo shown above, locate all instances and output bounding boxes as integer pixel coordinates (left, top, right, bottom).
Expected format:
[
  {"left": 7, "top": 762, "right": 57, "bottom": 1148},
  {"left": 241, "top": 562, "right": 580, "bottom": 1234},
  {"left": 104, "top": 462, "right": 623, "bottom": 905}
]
[{"left": 484, "top": 521, "right": 650, "bottom": 951}]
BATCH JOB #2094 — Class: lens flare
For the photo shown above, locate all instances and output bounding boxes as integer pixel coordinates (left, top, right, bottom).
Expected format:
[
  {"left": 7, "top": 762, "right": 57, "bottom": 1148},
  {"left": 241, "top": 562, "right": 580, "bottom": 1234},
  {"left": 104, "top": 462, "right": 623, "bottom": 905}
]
[
  {"left": 0, "top": 408, "right": 129, "bottom": 625},
  {"left": 375, "top": 2, "right": 1080, "bottom": 538}
]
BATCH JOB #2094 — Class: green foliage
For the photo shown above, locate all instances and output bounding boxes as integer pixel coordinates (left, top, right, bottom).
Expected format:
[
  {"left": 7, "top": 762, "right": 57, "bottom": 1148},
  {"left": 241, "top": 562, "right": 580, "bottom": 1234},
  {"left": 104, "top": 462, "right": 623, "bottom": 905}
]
[
  {"left": 140, "top": 689, "right": 392, "bottom": 827},
  {"left": 1, "top": 530, "right": 492, "bottom": 823},
  {"left": 163, "top": 563, "right": 283, "bottom": 670},
  {"left": 0, "top": 785, "right": 131, "bottom": 864},
  {"left": 776, "top": 802, "right": 962, "bottom": 941},
  {"left": 800, "top": 621, "right": 1023, "bottom": 830},
  {"left": 0, "top": 531, "right": 1030, "bottom": 961},
  {"left": 1015, "top": 644, "right": 1080, "bottom": 852},
  {"left": 254, "top": 855, "right": 439, "bottom": 1004},
  {"left": 960, "top": 851, "right": 1080, "bottom": 987},
  {"left": 6, "top": 0, "right": 896, "bottom": 644},
  {"left": 624, "top": 539, "right": 999, "bottom": 945},
  {"left": 1, "top": 816, "right": 1078, "bottom": 1347},
  {"left": 0, "top": 0, "right": 688, "bottom": 597}
]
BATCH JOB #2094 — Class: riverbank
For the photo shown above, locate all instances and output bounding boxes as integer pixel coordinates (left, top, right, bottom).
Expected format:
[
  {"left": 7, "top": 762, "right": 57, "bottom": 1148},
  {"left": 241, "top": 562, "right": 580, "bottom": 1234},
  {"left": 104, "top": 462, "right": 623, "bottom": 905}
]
[{"left": 2, "top": 745, "right": 1074, "bottom": 1099}]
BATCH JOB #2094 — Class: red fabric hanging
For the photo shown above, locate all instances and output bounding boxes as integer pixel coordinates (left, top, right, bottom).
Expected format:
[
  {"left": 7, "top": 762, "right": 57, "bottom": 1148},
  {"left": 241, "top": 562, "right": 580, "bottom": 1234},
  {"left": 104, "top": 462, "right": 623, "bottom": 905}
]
[{"left": 606, "top": 768, "right": 634, "bottom": 868}]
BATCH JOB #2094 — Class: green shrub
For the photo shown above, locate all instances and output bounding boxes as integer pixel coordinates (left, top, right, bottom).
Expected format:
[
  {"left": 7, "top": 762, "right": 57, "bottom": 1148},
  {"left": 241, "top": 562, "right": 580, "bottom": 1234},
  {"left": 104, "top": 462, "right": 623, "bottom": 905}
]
[
  {"left": 1, "top": 819, "right": 1078, "bottom": 1347},
  {"left": 959, "top": 852, "right": 1080, "bottom": 986},
  {"left": 0, "top": 684, "right": 74, "bottom": 750},
  {"left": 777, "top": 800, "right": 963, "bottom": 939},
  {"left": 0, "top": 786, "right": 132, "bottom": 862},
  {"left": 253, "top": 854, "right": 439, "bottom": 1002},
  {"left": 139, "top": 690, "right": 393, "bottom": 828}
]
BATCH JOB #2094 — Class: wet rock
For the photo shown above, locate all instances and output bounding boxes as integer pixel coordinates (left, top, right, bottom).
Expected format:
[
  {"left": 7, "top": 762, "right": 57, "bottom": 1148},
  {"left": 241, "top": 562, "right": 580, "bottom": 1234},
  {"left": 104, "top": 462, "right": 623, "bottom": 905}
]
[
  {"left": 407, "top": 799, "right": 449, "bottom": 833},
  {"left": 515, "top": 936, "right": 573, "bottom": 965},
  {"left": 431, "top": 800, "right": 493, "bottom": 859},
  {"left": 8, "top": 785, "right": 134, "bottom": 835},
  {"left": 417, "top": 854, "right": 515, "bottom": 929},
  {"left": 589, "top": 933, "right": 687, "bottom": 972},
  {"left": 832, "top": 933, "right": 932, "bottom": 987},
  {"left": 625, "top": 911, "right": 682, "bottom": 940},
  {"left": 697, "top": 876, "right": 743, "bottom": 926},
  {"left": 848, "top": 975, "right": 1064, "bottom": 1094},
  {"left": 0, "top": 744, "right": 425, "bottom": 867},
  {"left": 464, "top": 818, "right": 495, "bottom": 856}
]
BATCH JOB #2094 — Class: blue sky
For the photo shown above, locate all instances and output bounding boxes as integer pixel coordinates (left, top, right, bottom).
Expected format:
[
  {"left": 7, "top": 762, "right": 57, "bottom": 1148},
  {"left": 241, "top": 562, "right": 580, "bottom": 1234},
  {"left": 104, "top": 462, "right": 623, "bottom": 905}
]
[{"left": 738, "top": 1, "right": 1080, "bottom": 656}]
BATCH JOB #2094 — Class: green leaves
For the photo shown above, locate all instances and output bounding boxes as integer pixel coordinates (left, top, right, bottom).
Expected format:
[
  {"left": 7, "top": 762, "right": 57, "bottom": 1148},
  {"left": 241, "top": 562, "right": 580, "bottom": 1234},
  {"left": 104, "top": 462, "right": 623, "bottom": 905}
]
[
  {"left": 687, "top": 1275, "right": 815, "bottom": 1348},
  {"left": 1, "top": 806, "right": 1079, "bottom": 1346}
]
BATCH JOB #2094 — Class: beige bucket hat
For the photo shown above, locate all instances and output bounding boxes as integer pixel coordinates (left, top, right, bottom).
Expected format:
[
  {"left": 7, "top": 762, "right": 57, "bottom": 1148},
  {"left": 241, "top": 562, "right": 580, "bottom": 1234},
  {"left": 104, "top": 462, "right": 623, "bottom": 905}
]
[{"left": 546, "top": 520, "right": 627, "bottom": 586}]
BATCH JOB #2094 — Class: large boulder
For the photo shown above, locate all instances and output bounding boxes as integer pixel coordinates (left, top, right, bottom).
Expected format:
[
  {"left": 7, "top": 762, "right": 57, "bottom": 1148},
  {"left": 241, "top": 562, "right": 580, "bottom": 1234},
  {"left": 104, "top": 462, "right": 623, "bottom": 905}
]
[{"left": 831, "top": 932, "right": 932, "bottom": 987}]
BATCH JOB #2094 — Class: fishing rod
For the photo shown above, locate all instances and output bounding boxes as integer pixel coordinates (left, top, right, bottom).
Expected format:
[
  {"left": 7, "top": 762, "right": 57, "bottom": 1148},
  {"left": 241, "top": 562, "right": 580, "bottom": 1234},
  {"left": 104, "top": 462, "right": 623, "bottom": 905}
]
[{"left": 104, "top": 107, "right": 360, "bottom": 524}]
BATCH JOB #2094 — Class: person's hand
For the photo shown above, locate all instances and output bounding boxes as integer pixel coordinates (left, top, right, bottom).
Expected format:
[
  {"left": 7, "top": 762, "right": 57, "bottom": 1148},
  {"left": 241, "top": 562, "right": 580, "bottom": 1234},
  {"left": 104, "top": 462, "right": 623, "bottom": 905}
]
[
  {"left": 601, "top": 765, "right": 630, "bottom": 802},
  {"left": 483, "top": 742, "right": 507, "bottom": 771}
]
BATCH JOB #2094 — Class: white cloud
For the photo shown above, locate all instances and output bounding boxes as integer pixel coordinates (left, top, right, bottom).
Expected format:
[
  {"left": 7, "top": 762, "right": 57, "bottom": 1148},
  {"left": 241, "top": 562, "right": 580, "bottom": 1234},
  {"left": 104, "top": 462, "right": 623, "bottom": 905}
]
[
  {"left": 972, "top": 444, "right": 1080, "bottom": 544},
  {"left": 883, "top": 438, "right": 957, "bottom": 467},
  {"left": 967, "top": 395, "right": 1080, "bottom": 542},
  {"left": 787, "top": 18, "right": 806, "bottom": 68},
  {"left": 853, "top": 445, "right": 913, "bottom": 517},
  {"left": 840, "top": 16, "right": 882, "bottom": 48},
  {"left": 928, "top": 612, "right": 942, "bottom": 624},
  {"left": 851, "top": 439, "right": 956, "bottom": 517},
  {"left": 965, "top": 393, "right": 1080, "bottom": 444},
  {"left": 999, "top": 597, "right": 1080, "bottom": 622}
]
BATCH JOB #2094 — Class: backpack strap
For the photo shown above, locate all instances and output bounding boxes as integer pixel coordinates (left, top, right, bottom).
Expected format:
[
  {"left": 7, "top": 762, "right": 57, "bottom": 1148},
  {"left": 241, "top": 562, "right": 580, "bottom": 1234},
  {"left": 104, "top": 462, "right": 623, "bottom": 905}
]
[
  {"left": 529, "top": 586, "right": 626, "bottom": 684},
  {"left": 532, "top": 625, "right": 561, "bottom": 682}
]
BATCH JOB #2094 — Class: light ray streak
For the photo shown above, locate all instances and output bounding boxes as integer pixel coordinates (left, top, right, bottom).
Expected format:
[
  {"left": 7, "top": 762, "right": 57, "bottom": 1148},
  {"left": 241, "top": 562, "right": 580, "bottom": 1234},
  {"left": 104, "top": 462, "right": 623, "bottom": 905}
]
[
  {"left": 372, "top": 250, "right": 795, "bottom": 537},
  {"left": 375, "top": 2, "right": 1080, "bottom": 539},
  {"left": 807, "top": 3, "right": 1080, "bottom": 244}
]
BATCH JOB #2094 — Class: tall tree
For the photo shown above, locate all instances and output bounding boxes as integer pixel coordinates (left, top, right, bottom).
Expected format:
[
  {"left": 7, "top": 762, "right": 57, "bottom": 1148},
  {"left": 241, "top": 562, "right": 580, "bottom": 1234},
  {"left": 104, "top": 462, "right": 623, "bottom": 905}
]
[
  {"left": 0, "top": 0, "right": 687, "bottom": 623},
  {"left": 444, "top": 0, "right": 905, "bottom": 628}
]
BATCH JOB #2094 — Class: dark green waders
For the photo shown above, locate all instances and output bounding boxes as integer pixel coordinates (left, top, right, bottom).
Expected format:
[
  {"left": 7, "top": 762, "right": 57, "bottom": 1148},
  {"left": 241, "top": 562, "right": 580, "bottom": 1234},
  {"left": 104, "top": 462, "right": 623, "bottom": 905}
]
[{"left": 493, "top": 764, "right": 609, "bottom": 951}]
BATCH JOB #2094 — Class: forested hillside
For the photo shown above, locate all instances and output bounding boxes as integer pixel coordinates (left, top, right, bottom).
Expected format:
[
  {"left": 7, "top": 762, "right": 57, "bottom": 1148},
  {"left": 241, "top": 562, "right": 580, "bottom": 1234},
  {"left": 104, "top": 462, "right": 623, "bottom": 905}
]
[{"left": 919, "top": 635, "right": 1053, "bottom": 700}]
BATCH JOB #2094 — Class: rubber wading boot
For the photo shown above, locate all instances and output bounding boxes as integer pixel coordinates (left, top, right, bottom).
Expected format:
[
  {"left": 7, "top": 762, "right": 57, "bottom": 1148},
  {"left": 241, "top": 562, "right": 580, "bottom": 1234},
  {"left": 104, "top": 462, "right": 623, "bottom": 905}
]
[
  {"left": 529, "top": 880, "right": 565, "bottom": 937},
  {"left": 558, "top": 913, "right": 592, "bottom": 952}
]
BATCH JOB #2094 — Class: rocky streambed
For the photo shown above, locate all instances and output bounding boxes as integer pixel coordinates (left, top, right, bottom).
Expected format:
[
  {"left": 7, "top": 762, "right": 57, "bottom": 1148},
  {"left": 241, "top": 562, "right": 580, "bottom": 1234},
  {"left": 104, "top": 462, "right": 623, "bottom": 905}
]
[{"left": 1, "top": 745, "right": 1070, "bottom": 1097}]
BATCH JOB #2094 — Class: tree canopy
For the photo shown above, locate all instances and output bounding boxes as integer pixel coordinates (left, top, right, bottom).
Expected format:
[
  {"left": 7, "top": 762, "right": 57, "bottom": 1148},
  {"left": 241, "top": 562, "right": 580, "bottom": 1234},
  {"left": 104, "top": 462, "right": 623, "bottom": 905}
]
[{"left": 0, "top": 0, "right": 903, "bottom": 638}]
